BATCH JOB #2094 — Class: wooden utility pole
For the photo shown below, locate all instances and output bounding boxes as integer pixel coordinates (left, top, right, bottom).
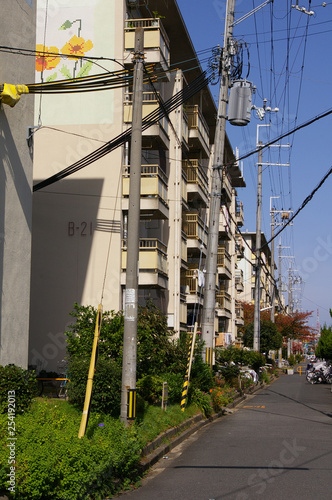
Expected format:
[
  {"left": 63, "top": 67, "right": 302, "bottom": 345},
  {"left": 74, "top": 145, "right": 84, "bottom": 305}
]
[{"left": 120, "top": 28, "right": 144, "bottom": 424}]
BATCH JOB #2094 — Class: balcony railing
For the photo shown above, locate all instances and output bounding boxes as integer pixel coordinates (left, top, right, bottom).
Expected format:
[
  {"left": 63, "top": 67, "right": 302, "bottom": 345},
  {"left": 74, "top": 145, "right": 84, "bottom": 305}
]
[
  {"left": 123, "top": 164, "right": 168, "bottom": 205},
  {"left": 123, "top": 91, "right": 168, "bottom": 134},
  {"left": 183, "top": 212, "right": 208, "bottom": 247},
  {"left": 181, "top": 231, "right": 187, "bottom": 262},
  {"left": 185, "top": 105, "right": 210, "bottom": 151},
  {"left": 122, "top": 238, "right": 167, "bottom": 275},
  {"left": 235, "top": 235, "right": 245, "bottom": 257},
  {"left": 182, "top": 111, "right": 189, "bottom": 144},
  {"left": 124, "top": 18, "right": 170, "bottom": 72},
  {"left": 182, "top": 159, "right": 209, "bottom": 201},
  {"left": 235, "top": 200, "right": 244, "bottom": 226},
  {"left": 185, "top": 268, "right": 204, "bottom": 294},
  {"left": 235, "top": 301, "right": 244, "bottom": 321},
  {"left": 235, "top": 269, "right": 244, "bottom": 292},
  {"left": 181, "top": 168, "right": 188, "bottom": 203},
  {"left": 222, "top": 170, "right": 232, "bottom": 201},
  {"left": 217, "top": 245, "right": 231, "bottom": 267},
  {"left": 216, "top": 291, "right": 231, "bottom": 312}
]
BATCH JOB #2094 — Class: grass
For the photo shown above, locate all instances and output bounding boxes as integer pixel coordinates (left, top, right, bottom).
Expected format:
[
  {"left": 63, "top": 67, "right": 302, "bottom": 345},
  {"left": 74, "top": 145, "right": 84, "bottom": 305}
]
[{"left": 134, "top": 403, "right": 200, "bottom": 445}]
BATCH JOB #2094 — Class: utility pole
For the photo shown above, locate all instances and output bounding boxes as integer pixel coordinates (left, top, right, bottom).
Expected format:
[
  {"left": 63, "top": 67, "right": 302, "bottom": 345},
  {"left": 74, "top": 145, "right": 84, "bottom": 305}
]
[
  {"left": 121, "top": 28, "right": 144, "bottom": 424},
  {"left": 253, "top": 142, "right": 263, "bottom": 352},
  {"left": 201, "top": 0, "right": 236, "bottom": 361},
  {"left": 269, "top": 196, "right": 280, "bottom": 322}
]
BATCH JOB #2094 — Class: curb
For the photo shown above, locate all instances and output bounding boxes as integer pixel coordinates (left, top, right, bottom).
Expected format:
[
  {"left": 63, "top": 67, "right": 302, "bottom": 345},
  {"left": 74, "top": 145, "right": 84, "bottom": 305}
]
[{"left": 138, "top": 380, "right": 274, "bottom": 473}]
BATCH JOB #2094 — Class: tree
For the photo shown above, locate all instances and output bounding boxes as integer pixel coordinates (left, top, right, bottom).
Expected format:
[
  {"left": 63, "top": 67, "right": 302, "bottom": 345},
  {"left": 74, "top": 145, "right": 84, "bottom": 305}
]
[
  {"left": 316, "top": 309, "right": 332, "bottom": 361},
  {"left": 239, "top": 302, "right": 315, "bottom": 345},
  {"left": 242, "top": 319, "right": 282, "bottom": 354}
]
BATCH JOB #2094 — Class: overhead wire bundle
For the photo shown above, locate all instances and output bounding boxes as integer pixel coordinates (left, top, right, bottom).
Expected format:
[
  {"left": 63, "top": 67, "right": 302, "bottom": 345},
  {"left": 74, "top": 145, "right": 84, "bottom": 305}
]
[
  {"left": 33, "top": 70, "right": 213, "bottom": 192},
  {"left": 27, "top": 68, "right": 134, "bottom": 94}
]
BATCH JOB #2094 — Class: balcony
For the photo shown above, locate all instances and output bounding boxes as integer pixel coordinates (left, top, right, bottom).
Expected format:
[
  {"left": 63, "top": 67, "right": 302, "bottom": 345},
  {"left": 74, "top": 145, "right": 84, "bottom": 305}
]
[
  {"left": 222, "top": 170, "right": 232, "bottom": 202},
  {"left": 235, "top": 200, "right": 244, "bottom": 227},
  {"left": 185, "top": 105, "right": 210, "bottom": 158},
  {"left": 217, "top": 245, "right": 231, "bottom": 279},
  {"left": 123, "top": 91, "right": 169, "bottom": 149},
  {"left": 235, "top": 269, "right": 244, "bottom": 292},
  {"left": 181, "top": 168, "right": 188, "bottom": 205},
  {"left": 124, "top": 18, "right": 170, "bottom": 78},
  {"left": 182, "top": 160, "right": 209, "bottom": 207},
  {"left": 219, "top": 206, "right": 231, "bottom": 239},
  {"left": 182, "top": 111, "right": 189, "bottom": 148},
  {"left": 184, "top": 266, "right": 204, "bottom": 306},
  {"left": 235, "top": 235, "right": 245, "bottom": 258},
  {"left": 181, "top": 230, "right": 187, "bottom": 264},
  {"left": 216, "top": 291, "right": 232, "bottom": 318},
  {"left": 180, "top": 295, "right": 188, "bottom": 325},
  {"left": 121, "top": 238, "right": 168, "bottom": 288},
  {"left": 228, "top": 159, "right": 246, "bottom": 188},
  {"left": 183, "top": 212, "right": 208, "bottom": 256},
  {"left": 122, "top": 164, "right": 169, "bottom": 219},
  {"left": 235, "top": 300, "right": 244, "bottom": 325}
]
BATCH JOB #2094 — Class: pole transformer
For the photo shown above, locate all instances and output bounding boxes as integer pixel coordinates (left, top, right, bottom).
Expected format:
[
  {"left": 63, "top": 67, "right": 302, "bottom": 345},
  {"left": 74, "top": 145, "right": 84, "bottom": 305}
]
[
  {"left": 120, "top": 28, "right": 144, "bottom": 424},
  {"left": 201, "top": 0, "right": 236, "bottom": 360}
]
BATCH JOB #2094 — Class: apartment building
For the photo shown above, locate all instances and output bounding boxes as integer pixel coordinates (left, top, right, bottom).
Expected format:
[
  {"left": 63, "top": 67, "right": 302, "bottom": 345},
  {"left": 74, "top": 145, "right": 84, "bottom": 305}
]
[
  {"left": 237, "top": 232, "right": 273, "bottom": 311},
  {"left": 29, "top": 0, "right": 246, "bottom": 371},
  {"left": 0, "top": 0, "right": 35, "bottom": 368}
]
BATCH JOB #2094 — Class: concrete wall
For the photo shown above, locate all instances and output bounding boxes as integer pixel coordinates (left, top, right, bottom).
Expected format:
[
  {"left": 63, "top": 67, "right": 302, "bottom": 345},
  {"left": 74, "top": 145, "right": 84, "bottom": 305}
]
[
  {"left": 0, "top": 0, "right": 36, "bottom": 368},
  {"left": 29, "top": 0, "right": 124, "bottom": 372}
]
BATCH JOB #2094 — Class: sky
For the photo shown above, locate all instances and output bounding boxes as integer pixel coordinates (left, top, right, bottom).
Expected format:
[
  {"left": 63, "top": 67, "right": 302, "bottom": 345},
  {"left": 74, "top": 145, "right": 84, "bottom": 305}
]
[{"left": 176, "top": 0, "right": 332, "bottom": 329}]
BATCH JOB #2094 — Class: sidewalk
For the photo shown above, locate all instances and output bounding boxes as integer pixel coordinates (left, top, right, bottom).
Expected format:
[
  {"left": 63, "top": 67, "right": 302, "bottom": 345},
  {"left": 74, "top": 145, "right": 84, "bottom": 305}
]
[{"left": 138, "top": 376, "right": 277, "bottom": 473}]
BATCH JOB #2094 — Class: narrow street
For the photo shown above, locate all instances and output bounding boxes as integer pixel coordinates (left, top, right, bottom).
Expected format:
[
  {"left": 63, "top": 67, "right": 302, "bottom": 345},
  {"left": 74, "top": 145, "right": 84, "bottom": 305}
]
[{"left": 121, "top": 367, "right": 332, "bottom": 500}]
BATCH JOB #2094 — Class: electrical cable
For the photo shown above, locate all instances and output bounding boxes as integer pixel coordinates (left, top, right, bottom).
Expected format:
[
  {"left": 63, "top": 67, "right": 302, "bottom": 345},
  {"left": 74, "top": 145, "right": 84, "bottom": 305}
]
[
  {"left": 262, "top": 164, "right": 332, "bottom": 249},
  {"left": 33, "top": 71, "right": 212, "bottom": 192}
]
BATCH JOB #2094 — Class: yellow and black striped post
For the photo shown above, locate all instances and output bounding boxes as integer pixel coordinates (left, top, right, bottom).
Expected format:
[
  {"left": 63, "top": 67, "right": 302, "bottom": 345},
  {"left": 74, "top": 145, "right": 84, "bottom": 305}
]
[
  {"left": 127, "top": 389, "right": 136, "bottom": 420},
  {"left": 78, "top": 304, "right": 103, "bottom": 438},
  {"left": 206, "top": 347, "right": 213, "bottom": 368},
  {"left": 181, "top": 323, "right": 197, "bottom": 411}
]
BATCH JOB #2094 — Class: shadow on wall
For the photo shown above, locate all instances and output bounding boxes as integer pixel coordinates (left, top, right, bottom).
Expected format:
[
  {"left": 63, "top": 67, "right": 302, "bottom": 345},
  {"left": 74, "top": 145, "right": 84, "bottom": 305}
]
[
  {"left": 29, "top": 178, "right": 105, "bottom": 373},
  {"left": 0, "top": 111, "right": 32, "bottom": 365}
]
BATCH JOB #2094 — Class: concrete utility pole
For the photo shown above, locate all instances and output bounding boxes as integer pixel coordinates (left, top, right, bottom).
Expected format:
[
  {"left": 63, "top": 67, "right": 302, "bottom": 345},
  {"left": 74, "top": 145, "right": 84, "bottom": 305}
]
[
  {"left": 270, "top": 196, "right": 280, "bottom": 323},
  {"left": 270, "top": 207, "right": 275, "bottom": 323},
  {"left": 201, "top": 0, "right": 236, "bottom": 360},
  {"left": 121, "top": 28, "right": 144, "bottom": 424},
  {"left": 253, "top": 142, "right": 263, "bottom": 352}
]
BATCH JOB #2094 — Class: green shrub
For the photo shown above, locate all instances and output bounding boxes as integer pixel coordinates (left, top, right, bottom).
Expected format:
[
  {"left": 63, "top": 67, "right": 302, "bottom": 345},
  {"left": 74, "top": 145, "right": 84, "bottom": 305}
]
[
  {"left": 161, "top": 372, "right": 184, "bottom": 404},
  {"left": 288, "top": 354, "right": 296, "bottom": 366},
  {"left": 219, "top": 364, "right": 240, "bottom": 383},
  {"left": 0, "top": 400, "right": 142, "bottom": 500},
  {"left": 67, "top": 357, "right": 122, "bottom": 417},
  {"left": 65, "top": 302, "right": 187, "bottom": 380},
  {"left": 190, "top": 355, "right": 214, "bottom": 393},
  {"left": 136, "top": 375, "right": 163, "bottom": 405},
  {"left": 0, "top": 364, "right": 37, "bottom": 414},
  {"left": 189, "top": 388, "right": 212, "bottom": 418}
]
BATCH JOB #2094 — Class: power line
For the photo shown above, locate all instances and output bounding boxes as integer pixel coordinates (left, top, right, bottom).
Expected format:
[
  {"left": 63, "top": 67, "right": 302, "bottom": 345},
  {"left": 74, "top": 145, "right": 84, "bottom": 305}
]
[
  {"left": 33, "top": 71, "right": 212, "bottom": 192},
  {"left": 262, "top": 164, "right": 332, "bottom": 249}
]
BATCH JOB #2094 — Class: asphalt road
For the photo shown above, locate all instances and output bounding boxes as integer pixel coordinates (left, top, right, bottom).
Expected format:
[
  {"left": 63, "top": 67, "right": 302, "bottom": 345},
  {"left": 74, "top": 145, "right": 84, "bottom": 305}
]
[{"left": 119, "top": 366, "right": 332, "bottom": 500}]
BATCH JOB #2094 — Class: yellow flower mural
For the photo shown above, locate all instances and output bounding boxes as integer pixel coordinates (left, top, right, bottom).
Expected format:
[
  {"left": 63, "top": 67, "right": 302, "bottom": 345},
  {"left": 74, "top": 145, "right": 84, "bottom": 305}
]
[
  {"left": 61, "top": 35, "right": 93, "bottom": 60},
  {"left": 35, "top": 45, "right": 61, "bottom": 72}
]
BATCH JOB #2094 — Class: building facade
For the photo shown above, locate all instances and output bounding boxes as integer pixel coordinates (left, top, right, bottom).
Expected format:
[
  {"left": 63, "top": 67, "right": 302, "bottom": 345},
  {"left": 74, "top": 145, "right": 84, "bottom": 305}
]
[
  {"left": 29, "top": 0, "right": 246, "bottom": 372},
  {"left": 0, "top": 0, "right": 36, "bottom": 368},
  {"left": 237, "top": 232, "right": 273, "bottom": 310}
]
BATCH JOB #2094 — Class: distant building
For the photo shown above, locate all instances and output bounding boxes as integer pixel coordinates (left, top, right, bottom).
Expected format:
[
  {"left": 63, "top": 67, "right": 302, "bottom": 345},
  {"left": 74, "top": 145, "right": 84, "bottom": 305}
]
[{"left": 237, "top": 231, "right": 274, "bottom": 310}]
